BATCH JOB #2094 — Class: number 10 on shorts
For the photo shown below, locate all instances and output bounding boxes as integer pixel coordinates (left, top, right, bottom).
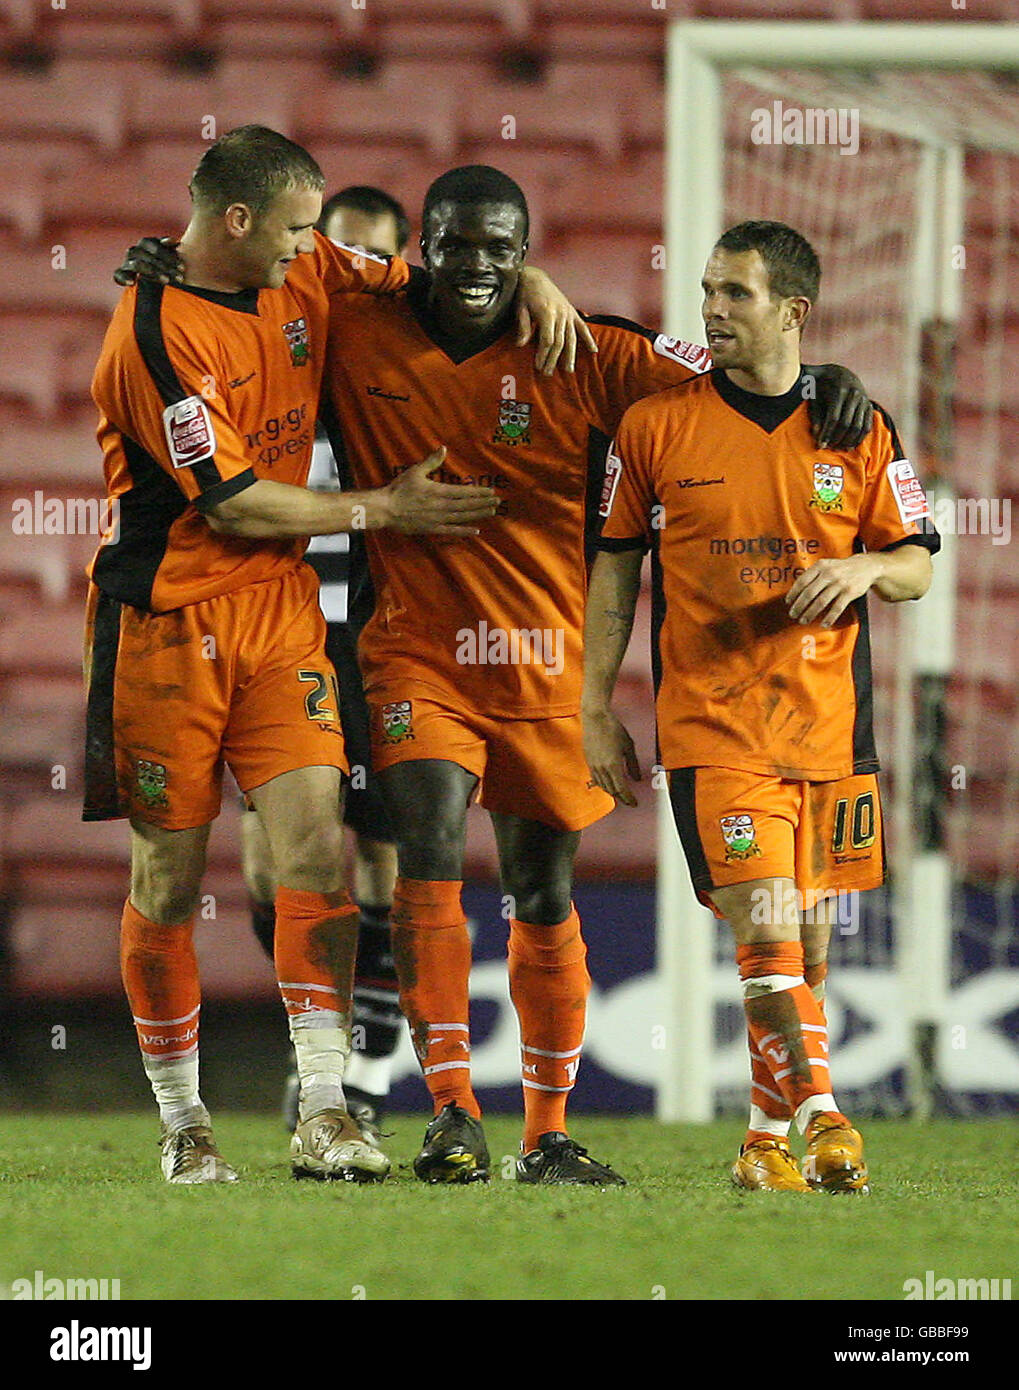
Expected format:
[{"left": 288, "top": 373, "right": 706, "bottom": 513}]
[{"left": 832, "top": 791, "right": 877, "bottom": 852}]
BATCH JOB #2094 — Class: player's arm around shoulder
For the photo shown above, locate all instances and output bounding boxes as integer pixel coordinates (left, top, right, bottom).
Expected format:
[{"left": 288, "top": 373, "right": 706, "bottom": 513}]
[
  {"left": 569, "top": 315, "right": 712, "bottom": 435},
  {"left": 314, "top": 229, "right": 411, "bottom": 297},
  {"left": 786, "top": 408, "right": 937, "bottom": 629}
]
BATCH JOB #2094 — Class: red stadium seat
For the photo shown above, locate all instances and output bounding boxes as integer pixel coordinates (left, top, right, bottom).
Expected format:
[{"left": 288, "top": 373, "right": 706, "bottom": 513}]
[
  {"left": 373, "top": 0, "right": 532, "bottom": 32},
  {"left": 537, "top": 243, "right": 641, "bottom": 322},
  {"left": 952, "top": 525, "right": 1019, "bottom": 599},
  {"left": 548, "top": 232, "right": 662, "bottom": 324},
  {"left": 0, "top": 675, "right": 84, "bottom": 778},
  {"left": 0, "top": 229, "right": 136, "bottom": 316},
  {"left": 373, "top": 19, "right": 508, "bottom": 59},
  {"left": 0, "top": 70, "right": 124, "bottom": 151},
  {"left": 952, "top": 406, "right": 1019, "bottom": 498},
  {"left": 965, "top": 151, "right": 1019, "bottom": 233},
  {"left": 0, "top": 486, "right": 104, "bottom": 592},
  {"left": 308, "top": 143, "right": 423, "bottom": 210},
  {"left": 204, "top": 0, "right": 367, "bottom": 31},
  {"left": 946, "top": 678, "right": 1017, "bottom": 779},
  {"left": 0, "top": 0, "right": 35, "bottom": 36},
  {"left": 0, "top": 599, "right": 90, "bottom": 677},
  {"left": 0, "top": 156, "right": 46, "bottom": 241},
  {"left": 546, "top": 59, "right": 664, "bottom": 147},
  {"left": 544, "top": 153, "right": 663, "bottom": 235},
  {"left": 0, "top": 317, "right": 68, "bottom": 418},
  {"left": 295, "top": 73, "right": 458, "bottom": 159},
  {"left": 126, "top": 71, "right": 294, "bottom": 142},
  {"left": 534, "top": 0, "right": 669, "bottom": 19},
  {"left": 696, "top": 0, "right": 857, "bottom": 15},
  {"left": 0, "top": 413, "right": 107, "bottom": 489},
  {"left": 455, "top": 79, "right": 623, "bottom": 160},
  {"left": 40, "top": 0, "right": 201, "bottom": 29},
  {"left": 0, "top": 526, "right": 76, "bottom": 604},
  {"left": 44, "top": 153, "right": 192, "bottom": 232}
]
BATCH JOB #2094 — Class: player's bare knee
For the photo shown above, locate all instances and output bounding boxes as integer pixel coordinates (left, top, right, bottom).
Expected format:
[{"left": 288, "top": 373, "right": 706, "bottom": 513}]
[
  {"left": 503, "top": 880, "right": 572, "bottom": 927},
  {"left": 398, "top": 819, "right": 465, "bottom": 880},
  {"left": 130, "top": 872, "right": 203, "bottom": 927},
  {"left": 129, "top": 824, "right": 207, "bottom": 925},
  {"left": 271, "top": 819, "right": 346, "bottom": 893}
]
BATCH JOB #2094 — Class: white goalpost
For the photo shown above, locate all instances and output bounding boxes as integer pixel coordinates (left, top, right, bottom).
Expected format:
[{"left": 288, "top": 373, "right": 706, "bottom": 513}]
[{"left": 657, "top": 20, "right": 1019, "bottom": 1122}]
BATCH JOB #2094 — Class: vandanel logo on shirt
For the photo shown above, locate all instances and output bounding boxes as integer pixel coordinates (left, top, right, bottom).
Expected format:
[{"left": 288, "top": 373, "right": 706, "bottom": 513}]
[
  {"left": 282, "top": 317, "right": 309, "bottom": 367},
  {"left": 493, "top": 399, "right": 531, "bottom": 446},
  {"left": 720, "top": 813, "right": 762, "bottom": 862},
  {"left": 809, "top": 460, "right": 844, "bottom": 513}
]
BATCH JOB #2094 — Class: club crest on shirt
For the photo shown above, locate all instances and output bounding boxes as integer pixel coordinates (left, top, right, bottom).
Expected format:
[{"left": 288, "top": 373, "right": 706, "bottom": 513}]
[
  {"left": 809, "top": 461, "right": 844, "bottom": 513},
  {"left": 381, "top": 700, "right": 414, "bottom": 743},
  {"left": 282, "top": 317, "right": 309, "bottom": 367},
  {"left": 720, "top": 813, "right": 762, "bottom": 862},
  {"left": 136, "top": 759, "right": 169, "bottom": 810},
  {"left": 493, "top": 399, "right": 531, "bottom": 446}
]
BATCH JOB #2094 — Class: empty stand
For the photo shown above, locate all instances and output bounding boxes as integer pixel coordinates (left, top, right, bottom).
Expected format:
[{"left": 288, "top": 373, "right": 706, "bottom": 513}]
[
  {"left": 0, "top": 70, "right": 124, "bottom": 151},
  {"left": 0, "top": 229, "right": 133, "bottom": 315},
  {"left": 294, "top": 72, "right": 458, "bottom": 158},
  {"left": 0, "top": 316, "right": 105, "bottom": 419},
  {"left": 0, "top": 413, "right": 106, "bottom": 488}
]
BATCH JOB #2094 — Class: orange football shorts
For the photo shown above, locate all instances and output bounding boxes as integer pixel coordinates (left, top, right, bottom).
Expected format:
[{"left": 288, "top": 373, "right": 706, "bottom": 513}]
[
  {"left": 667, "top": 766, "right": 885, "bottom": 916},
  {"left": 366, "top": 682, "right": 613, "bottom": 831},
  {"left": 83, "top": 563, "right": 346, "bottom": 829}
]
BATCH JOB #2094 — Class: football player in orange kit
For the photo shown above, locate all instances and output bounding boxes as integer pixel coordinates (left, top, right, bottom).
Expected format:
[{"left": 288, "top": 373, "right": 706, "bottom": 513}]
[
  {"left": 584, "top": 220, "right": 939, "bottom": 1194},
  {"left": 318, "top": 172, "right": 873, "bottom": 1185},
  {"left": 240, "top": 186, "right": 411, "bottom": 1133},
  {"left": 92, "top": 129, "right": 591, "bottom": 1185}
]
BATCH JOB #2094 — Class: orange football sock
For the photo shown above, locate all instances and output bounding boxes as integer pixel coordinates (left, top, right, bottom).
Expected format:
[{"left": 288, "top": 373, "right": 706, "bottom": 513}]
[
  {"left": 738, "top": 941, "right": 848, "bottom": 1136},
  {"left": 745, "top": 1035, "right": 793, "bottom": 1147},
  {"left": 274, "top": 885, "right": 360, "bottom": 1121},
  {"left": 274, "top": 885, "right": 359, "bottom": 1022},
  {"left": 121, "top": 899, "right": 200, "bottom": 1062},
  {"left": 508, "top": 908, "right": 590, "bottom": 1152},
  {"left": 120, "top": 899, "right": 202, "bottom": 1127},
  {"left": 391, "top": 878, "right": 478, "bottom": 1119}
]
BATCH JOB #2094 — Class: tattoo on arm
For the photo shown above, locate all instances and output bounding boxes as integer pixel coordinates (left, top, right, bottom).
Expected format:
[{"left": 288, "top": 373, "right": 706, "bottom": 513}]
[{"left": 603, "top": 605, "right": 636, "bottom": 637}]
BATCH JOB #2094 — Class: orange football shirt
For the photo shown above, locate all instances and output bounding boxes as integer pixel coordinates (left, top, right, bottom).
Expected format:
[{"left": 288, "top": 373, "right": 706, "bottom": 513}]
[
  {"left": 323, "top": 286, "right": 711, "bottom": 717},
  {"left": 600, "top": 368, "right": 940, "bottom": 780},
  {"left": 89, "top": 232, "right": 410, "bottom": 612}
]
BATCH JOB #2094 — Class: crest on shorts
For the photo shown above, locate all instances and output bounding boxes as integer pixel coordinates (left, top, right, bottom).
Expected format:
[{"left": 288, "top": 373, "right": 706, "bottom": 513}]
[
  {"left": 720, "top": 813, "right": 761, "bottom": 862},
  {"left": 136, "top": 759, "right": 168, "bottom": 810},
  {"left": 493, "top": 399, "right": 531, "bottom": 446},
  {"left": 282, "top": 317, "right": 309, "bottom": 367},
  {"left": 381, "top": 700, "right": 414, "bottom": 743},
  {"left": 809, "top": 461, "right": 844, "bottom": 513}
]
